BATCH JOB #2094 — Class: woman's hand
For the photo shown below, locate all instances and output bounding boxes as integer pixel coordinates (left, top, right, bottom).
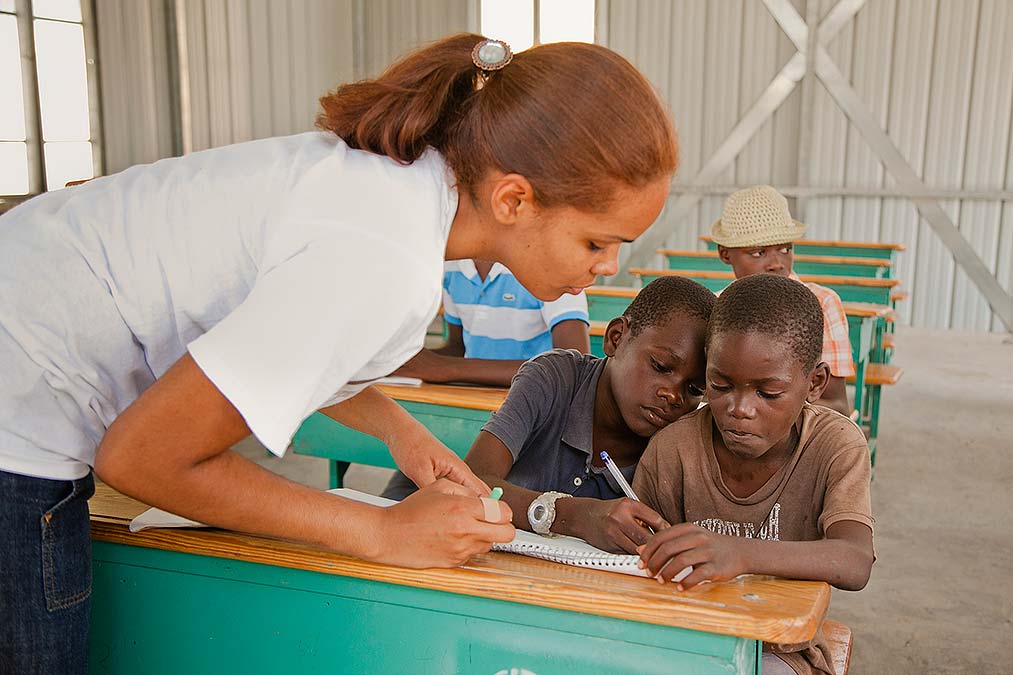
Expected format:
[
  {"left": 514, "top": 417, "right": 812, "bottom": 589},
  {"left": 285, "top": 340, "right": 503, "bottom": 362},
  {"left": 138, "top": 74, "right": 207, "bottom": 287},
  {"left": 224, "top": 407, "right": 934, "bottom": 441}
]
[
  {"left": 320, "top": 386, "right": 490, "bottom": 495},
  {"left": 637, "top": 523, "right": 747, "bottom": 588},
  {"left": 569, "top": 498, "right": 669, "bottom": 554},
  {"left": 371, "top": 479, "right": 515, "bottom": 568},
  {"left": 388, "top": 423, "right": 491, "bottom": 496}
]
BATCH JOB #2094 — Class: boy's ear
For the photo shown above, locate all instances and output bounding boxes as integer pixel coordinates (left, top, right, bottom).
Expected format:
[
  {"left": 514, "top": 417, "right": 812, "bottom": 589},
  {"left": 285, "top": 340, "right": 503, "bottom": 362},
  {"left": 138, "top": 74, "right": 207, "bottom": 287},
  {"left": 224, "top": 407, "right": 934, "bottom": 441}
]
[
  {"left": 805, "top": 362, "right": 832, "bottom": 403},
  {"left": 717, "top": 245, "right": 733, "bottom": 264},
  {"left": 603, "top": 316, "right": 630, "bottom": 357}
]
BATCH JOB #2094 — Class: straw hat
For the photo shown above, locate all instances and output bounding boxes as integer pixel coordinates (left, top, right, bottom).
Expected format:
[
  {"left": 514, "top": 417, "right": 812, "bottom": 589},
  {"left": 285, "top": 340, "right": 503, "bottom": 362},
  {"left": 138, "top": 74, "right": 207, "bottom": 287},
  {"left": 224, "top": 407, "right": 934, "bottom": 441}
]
[{"left": 711, "top": 185, "right": 807, "bottom": 248}]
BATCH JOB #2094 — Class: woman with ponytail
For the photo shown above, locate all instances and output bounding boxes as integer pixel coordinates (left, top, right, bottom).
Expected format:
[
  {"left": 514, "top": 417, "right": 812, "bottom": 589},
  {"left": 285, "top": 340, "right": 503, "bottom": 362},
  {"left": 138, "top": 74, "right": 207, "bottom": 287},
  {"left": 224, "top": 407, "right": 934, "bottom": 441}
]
[{"left": 0, "top": 34, "right": 676, "bottom": 673}]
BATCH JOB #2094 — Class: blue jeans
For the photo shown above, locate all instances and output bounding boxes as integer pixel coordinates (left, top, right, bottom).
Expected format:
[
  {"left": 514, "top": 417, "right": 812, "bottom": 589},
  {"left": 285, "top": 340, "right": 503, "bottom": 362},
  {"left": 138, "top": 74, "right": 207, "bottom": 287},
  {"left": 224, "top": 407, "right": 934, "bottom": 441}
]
[{"left": 1, "top": 469, "right": 94, "bottom": 675}]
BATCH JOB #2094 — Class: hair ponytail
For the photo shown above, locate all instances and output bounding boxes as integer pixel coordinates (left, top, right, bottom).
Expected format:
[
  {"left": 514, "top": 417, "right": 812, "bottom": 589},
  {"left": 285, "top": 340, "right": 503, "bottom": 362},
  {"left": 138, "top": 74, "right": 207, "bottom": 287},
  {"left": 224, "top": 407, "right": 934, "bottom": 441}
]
[
  {"left": 316, "top": 34, "right": 483, "bottom": 164},
  {"left": 317, "top": 34, "right": 678, "bottom": 212}
]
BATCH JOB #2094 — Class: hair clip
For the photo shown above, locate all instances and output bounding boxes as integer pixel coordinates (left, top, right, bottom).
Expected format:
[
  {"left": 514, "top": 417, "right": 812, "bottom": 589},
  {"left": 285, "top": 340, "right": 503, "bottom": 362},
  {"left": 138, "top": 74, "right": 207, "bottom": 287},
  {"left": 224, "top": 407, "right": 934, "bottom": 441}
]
[{"left": 472, "top": 39, "right": 513, "bottom": 72}]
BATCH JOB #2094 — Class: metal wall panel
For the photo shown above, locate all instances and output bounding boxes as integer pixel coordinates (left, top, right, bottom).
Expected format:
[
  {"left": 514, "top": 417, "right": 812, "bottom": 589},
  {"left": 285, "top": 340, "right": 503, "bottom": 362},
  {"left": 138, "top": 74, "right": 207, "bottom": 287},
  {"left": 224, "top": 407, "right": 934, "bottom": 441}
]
[
  {"left": 877, "top": 0, "right": 937, "bottom": 324},
  {"left": 997, "top": 118, "right": 1013, "bottom": 333},
  {"left": 698, "top": 0, "right": 744, "bottom": 234},
  {"left": 92, "top": 0, "right": 1013, "bottom": 330},
  {"left": 608, "top": 0, "right": 805, "bottom": 267},
  {"left": 607, "top": 0, "right": 1012, "bottom": 331},
  {"left": 176, "top": 0, "right": 355, "bottom": 150},
  {"left": 356, "top": 0, "right": 471, "bottom": 79},
  {"left": 666, "top": 0, "right": 709, "bottom": 253},
  {"left": 95, "top": 0, "right": 176, "bottom": 173},
  {"left": 910, "top": 0, "right": 978, "bottom": 328},
  {"left": 803, "top": 0, "right": 853, "bottom": 241},
  {"left": 952, "top": 0, "right": 1013, "bottom": 331},
  {"left": 840, "top": 0, "right": 894, "bottom": 244}
]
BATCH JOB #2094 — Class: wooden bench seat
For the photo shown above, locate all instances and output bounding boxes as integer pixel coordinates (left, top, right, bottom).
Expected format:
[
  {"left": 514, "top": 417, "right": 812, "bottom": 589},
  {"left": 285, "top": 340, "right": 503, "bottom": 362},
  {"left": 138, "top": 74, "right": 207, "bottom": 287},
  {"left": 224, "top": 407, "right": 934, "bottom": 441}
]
[
  {"left": 857, "top": 363, "right": 903, "bottom": 386},
  {"left": 882, "top": 333, "right": 896, "bottom": 350},
  {"left": 822, "top": 619, "right": 853, "bottom": 675}
]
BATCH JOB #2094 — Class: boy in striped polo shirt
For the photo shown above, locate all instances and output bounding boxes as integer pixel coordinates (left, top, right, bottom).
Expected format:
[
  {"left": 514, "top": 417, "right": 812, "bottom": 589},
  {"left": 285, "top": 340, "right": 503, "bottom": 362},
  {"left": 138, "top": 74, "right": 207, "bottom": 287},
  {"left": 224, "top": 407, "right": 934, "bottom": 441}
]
[
  {"left": 713, "top": 186, "right": 855, "bottom": 417},
  {"left": 395, "top": 260, "right": 590, "bottom": 387}
]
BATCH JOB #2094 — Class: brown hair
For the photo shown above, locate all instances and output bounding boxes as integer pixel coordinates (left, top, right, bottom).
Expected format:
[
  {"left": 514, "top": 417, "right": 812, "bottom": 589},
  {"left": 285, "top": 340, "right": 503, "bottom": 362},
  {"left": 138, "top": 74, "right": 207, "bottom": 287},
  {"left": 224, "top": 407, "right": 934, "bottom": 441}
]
[{"left": 317, "top": 33, "right": 677, "bottom": 211}]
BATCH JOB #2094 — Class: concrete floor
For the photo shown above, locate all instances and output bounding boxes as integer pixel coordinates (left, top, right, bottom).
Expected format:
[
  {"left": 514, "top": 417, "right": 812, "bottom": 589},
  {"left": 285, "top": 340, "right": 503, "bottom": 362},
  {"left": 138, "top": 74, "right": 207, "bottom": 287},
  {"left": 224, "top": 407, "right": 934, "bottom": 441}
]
[{"left": 236, "top": 325, "right": 1013, "bottom": 674}]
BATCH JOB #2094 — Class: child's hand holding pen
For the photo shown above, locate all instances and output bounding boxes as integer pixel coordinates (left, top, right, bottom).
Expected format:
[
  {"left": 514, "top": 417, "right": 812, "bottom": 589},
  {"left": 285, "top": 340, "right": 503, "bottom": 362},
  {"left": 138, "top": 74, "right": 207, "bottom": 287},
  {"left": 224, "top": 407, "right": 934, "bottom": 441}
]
[
  {"left": 600, "top": 451, "right": 693, "bottom": 584},
  {"left": 595, "top": 451, "right": 670, "bottom": 550},
  {"left": 567, "top": 497, "right": 669, "bottom": 554}
]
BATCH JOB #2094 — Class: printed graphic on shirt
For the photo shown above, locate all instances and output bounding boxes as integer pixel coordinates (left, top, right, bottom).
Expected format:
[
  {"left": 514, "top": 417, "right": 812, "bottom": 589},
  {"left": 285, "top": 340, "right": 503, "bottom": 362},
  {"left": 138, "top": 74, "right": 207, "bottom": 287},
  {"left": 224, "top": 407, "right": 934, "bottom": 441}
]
[{"left": 695, "top": 503, "right": 781, "bottom": 541}]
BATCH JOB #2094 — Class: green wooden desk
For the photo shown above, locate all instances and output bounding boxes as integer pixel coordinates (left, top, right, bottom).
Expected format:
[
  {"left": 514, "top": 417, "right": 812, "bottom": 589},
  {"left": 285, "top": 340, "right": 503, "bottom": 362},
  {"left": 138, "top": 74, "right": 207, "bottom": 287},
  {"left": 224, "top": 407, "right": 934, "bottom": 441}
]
[
  {"left": 293, "top": 383, "right": 508, "bottom": 489},
  {"left": 701, "top": 236, "right": 905, "bottom": 264},
  {"left": 631, "top": 269, "right": 901, "bottom": 306},
  {"left": 89, "top": 485, "right": 831, "bottom": 675},
  {"left": 590, "top": 320, "right": 607, "bottom": 357},
  {"left": 587, "top": 281, "right": 895, "bottom": 346},
  {"left": 659, "top": 249, "right": 892, "bottom": 278}
]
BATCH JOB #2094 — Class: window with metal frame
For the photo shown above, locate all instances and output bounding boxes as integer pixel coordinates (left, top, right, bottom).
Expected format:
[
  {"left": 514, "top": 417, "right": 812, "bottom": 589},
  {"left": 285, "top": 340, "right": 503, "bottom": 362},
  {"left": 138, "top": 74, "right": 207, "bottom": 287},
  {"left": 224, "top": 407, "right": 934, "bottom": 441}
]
[
  {"left": 480, "top": 0, "right": 595, "bottom": 52},
  {"left": 0, "top": 0, "right": 102, "bottom": 208}
]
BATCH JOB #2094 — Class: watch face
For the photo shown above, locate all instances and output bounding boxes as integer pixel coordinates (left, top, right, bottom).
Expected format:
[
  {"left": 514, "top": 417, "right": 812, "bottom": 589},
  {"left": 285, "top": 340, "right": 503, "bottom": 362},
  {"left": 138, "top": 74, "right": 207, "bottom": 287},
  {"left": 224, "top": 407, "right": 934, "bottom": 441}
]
[{"left": 527, "top": 495, "right": 553, "bottom": 534}]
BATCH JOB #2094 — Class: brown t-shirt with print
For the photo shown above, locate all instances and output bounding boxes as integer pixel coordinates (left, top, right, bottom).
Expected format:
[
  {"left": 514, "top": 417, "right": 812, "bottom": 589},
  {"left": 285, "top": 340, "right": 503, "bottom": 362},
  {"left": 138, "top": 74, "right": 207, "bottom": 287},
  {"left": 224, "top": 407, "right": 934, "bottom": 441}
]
[{"left": 633, "top": 403, "right": 874, "bottom": 675}]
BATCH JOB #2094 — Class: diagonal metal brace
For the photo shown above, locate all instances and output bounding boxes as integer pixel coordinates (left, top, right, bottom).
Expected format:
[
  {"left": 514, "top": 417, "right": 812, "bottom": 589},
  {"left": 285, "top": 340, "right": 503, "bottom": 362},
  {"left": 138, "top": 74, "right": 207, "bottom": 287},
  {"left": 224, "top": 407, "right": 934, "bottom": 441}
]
[
  {"left": 764, "top": 0, "right": 1013, "bottom": 331},
  {"left": 618, "top": 0, "right": 867, "bottom": 285}
]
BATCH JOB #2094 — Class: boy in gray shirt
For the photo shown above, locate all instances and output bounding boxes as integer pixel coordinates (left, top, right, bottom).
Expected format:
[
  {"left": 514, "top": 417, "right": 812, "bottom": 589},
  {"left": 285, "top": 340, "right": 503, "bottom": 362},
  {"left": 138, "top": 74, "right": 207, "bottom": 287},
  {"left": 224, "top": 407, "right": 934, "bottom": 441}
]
[{"left": 383, "top": 277, "right": 715, "bottom": 554}]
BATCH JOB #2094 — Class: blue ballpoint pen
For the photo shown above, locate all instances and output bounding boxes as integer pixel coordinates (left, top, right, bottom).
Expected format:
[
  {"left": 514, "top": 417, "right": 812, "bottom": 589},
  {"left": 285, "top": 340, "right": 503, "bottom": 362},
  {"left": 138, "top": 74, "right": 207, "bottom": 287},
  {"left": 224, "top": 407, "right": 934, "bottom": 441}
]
[
  {"left": 600, "top": 450, "right": 655, "bottom": 534},
  {"left": 600, "top": 450, "right": 640, "bottom": 501},
  {"left": 601, "top": 450, "right": 693, "bottom": 584}
]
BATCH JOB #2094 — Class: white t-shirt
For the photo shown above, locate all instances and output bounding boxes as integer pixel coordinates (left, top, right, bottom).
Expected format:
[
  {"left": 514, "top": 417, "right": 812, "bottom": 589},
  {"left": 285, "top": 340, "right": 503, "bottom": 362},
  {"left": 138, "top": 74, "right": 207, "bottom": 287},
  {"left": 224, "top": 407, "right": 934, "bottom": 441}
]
[{"left": 0, "top": 132, "right": 457, "bottom": 480}]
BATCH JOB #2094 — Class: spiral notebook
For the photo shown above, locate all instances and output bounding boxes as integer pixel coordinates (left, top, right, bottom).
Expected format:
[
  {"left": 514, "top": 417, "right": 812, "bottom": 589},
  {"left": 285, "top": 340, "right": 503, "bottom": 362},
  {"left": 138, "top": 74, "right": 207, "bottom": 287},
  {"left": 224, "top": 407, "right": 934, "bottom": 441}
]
[
  {"left": 328, "top": 489, "right": 691, "bottom": 581},
  {"left": 128, "top": 488, "right": 689, "bottom": 581}
]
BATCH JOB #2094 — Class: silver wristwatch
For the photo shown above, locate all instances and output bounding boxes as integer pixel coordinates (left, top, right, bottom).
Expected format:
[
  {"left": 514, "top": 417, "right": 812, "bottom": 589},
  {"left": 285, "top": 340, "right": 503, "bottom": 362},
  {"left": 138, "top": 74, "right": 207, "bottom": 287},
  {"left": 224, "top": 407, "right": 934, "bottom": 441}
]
[{"left": 527, "top": 491, "right": 572, "bottom": 535}]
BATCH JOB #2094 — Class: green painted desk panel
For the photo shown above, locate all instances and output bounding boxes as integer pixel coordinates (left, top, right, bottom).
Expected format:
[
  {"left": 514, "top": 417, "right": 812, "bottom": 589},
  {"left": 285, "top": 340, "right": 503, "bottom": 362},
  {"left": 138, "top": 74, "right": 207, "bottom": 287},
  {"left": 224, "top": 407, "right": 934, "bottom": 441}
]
[
  {"left": 819, "top": 282, "right": 892, "bottom": 306},
  {"left": 91, "top": 542, "right": 759, "bottom": 675},
  {"left": 704, "top": 239, "right": 899, "bottom": 262},
  {"left": 637, "top": 272, "right": 893, "bottom": 306},
  {"left": 793, "top": 260, "right": 886, "bottom": 278},
  {"left": 586, "top": 294, "right": 633, "bottom": 323},
  {"left": 293, "top": 405, "right": 489, "bottom": 468},
  {"left": 663, "top": 254, "right": 888, "bottom": 278},
  {"left": 791, "top": 244, "right": 898, "bottom": 262},
  {"left": 661, "top": 255, "right": 725, "bottom": 271}
]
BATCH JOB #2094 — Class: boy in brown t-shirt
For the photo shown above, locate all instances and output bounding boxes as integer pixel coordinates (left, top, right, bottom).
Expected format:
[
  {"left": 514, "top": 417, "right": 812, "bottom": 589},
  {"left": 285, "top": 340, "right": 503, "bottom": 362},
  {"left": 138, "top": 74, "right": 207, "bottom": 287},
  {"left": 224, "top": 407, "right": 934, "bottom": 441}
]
[{"left": 633, "top": 274, "right": 874, "bottom": 675}]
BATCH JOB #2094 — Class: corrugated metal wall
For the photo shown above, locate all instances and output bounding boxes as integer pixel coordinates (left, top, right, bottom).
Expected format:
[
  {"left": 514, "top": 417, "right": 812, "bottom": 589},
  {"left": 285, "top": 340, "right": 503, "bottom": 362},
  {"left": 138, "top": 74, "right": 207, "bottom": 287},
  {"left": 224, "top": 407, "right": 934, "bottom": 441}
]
[
  {"left": 176, "top": 0, "right": 355, "bottom": 151},
  {"left": 94, "top": 0, "right": 177, "bottom": 173},
  {"left": 96, "top": 0, "right": 467, "bottom": 165},
  {"left": 607, "top": 0, "right": 1013, "bottom": 331},
  {"left": 355, "top": 0, "right": 473, "bottom": 79},
  {"left": 95, "top": 0, "right": 1012, "bottom": 331}
]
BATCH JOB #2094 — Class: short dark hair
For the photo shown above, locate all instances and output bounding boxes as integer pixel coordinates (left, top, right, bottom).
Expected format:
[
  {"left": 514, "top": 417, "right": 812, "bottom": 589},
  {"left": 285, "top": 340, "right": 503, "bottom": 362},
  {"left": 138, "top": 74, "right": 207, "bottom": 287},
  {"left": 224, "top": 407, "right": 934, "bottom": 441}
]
[
  {"left": 623, "top": 276, "right": 716, "bottom": 336},
  {"left": 706, "top": 274, "right": 824, "bottom": 371}
]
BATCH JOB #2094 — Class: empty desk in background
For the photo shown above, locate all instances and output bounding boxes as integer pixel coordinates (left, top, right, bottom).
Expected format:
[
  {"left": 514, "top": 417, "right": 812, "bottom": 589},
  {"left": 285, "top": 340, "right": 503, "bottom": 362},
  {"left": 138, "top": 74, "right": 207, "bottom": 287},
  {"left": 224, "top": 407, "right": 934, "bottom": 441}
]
[
  {"left": 659, "top": 249, "right": 893, "bottom": 278},
  {"left": 292, "top": 383, "right": 508, "bottom": 488},
  {"left": 630, "top": 269, "right": 901, "bottom": 306},
  {"left": 700, "top": 236, "right": 905, "bottom": 265}
]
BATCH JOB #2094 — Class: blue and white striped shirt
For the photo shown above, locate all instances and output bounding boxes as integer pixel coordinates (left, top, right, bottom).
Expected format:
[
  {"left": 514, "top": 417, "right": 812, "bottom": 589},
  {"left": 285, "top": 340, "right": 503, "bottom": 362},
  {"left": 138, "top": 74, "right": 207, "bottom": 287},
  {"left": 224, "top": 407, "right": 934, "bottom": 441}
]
[{"left": 443, "top": 261, "right": 589, "bottom": 360}]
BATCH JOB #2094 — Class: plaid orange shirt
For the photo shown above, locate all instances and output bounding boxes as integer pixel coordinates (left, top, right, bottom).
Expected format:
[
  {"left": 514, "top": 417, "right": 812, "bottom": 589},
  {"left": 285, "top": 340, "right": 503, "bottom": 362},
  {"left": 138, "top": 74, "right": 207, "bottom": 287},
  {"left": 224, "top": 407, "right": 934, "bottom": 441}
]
[{"left": 790, "top": 274, "right": 855, "bottom": 378}]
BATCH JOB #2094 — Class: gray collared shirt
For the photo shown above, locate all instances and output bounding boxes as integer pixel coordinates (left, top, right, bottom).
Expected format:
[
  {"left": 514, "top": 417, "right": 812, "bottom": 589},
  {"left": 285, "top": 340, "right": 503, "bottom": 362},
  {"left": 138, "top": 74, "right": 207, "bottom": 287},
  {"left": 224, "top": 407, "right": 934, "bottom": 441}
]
[
  {"left": 483, "top": 349, "right": 636, "bottom": 499},
  {"left": 381, "top": 349, "right": 636, "bottom": 501}
]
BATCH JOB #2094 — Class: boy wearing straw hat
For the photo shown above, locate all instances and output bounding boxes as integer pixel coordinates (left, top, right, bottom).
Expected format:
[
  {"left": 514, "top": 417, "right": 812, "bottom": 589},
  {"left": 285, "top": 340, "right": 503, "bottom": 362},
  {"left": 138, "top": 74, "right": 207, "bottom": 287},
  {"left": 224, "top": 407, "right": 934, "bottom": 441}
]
[{"left": 712, "top": 185, "right": 854, "bottom": 417}]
